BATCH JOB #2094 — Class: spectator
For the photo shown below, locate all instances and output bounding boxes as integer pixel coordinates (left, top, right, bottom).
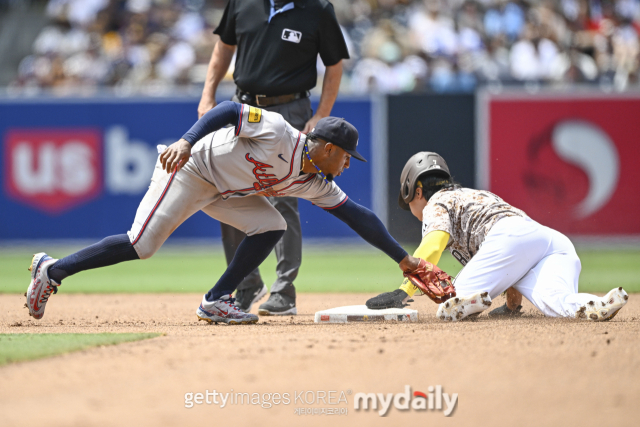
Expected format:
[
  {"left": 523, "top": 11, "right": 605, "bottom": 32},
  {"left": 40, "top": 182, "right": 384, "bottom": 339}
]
[
  {"left": 510, "top": 24, "right": 559, "bottom": 81},
  {"left": 10, "top": 0, "right": 640, "bottom": 94}
]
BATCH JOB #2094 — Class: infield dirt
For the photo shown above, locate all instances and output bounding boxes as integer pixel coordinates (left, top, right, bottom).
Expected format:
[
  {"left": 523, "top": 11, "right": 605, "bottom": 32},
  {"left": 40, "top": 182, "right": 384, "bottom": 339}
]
[{"left": 1, "top": 292, "right": 639, "bottom": 426}]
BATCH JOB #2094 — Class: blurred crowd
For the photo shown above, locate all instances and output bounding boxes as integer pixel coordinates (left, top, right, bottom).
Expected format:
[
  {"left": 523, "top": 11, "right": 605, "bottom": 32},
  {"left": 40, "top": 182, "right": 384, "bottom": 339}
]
[
  {"left": 12, "top": 0, "right": 223, "bottom": 95},
  {"left": 9, "top": 0, "right": 640, "bottom": 95}
]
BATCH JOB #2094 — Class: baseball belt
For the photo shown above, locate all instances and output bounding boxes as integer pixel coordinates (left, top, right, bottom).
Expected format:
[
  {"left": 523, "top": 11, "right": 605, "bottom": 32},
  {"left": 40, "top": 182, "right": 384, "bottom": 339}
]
[{"left": 236, "top": 89, "right": 309, "bottom": 107}]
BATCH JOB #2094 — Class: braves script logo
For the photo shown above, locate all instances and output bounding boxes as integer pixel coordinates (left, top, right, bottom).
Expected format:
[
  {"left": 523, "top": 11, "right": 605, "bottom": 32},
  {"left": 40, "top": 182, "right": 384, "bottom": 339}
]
[{"left": 245, "top": 153, "right": 284, "bottom": 196}]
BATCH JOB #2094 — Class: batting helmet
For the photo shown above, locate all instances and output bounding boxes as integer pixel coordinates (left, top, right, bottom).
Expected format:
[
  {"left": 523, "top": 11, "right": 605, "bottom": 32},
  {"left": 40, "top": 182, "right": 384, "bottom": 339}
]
[{"left": 398, "top": 152, "right": 450, "bottom": 210}]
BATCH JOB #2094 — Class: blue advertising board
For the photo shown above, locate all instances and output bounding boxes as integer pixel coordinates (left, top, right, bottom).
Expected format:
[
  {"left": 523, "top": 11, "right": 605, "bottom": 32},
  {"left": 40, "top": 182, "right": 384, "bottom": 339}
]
[{"left": 0, "top": 97, "right": 372, "bottom": 241}]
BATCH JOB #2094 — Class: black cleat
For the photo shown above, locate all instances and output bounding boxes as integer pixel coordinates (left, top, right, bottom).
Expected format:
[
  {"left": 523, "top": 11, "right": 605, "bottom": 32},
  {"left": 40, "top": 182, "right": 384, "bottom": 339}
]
[
  {"left": 234, "top": 284, "right": 267, "bottom": 313},
  {"left": 487, "top": 303, "right": 523, "bottom": 318},
  {"left": 366, "top": 289, "right": 411, "bottom": 310},
  {"left": 258, "top": 292, "right": 297, "bottom": 316}
]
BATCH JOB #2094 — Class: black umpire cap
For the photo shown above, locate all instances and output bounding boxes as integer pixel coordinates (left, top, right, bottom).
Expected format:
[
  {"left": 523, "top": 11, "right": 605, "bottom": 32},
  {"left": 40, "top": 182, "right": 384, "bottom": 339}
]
[{"left": 311, "top": 117, "right": 367, "bottom": 162}]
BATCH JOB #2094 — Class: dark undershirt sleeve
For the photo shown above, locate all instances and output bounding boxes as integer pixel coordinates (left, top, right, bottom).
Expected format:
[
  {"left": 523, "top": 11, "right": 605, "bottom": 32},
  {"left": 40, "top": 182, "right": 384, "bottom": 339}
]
[
  {"left": 318, "top": 2, "right": 350, "bottom": 66},
  {"left": 324, "top": 198, "right": 408, "bottom": 263},
  {"left": 181, "top": 101, "right": 242, "bottom": 146},
  {"left": 213, "top": 0, "right": 237, "bottom": 45}
]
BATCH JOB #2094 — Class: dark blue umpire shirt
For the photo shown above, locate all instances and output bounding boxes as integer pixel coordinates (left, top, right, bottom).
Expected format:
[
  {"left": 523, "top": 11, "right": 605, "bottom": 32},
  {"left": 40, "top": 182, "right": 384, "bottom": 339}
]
[{"left": 214, "top": 0, "right": 350, "bottom": 96}]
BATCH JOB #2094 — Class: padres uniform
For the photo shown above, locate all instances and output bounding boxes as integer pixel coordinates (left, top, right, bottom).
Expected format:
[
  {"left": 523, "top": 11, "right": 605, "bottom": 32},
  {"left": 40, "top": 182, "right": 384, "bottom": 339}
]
[
  {"left": 129, "top": 104, "right": 347, "bottom": 259},
  {"left": 414, "top": 187, "right": 600, "bottom": 317}
]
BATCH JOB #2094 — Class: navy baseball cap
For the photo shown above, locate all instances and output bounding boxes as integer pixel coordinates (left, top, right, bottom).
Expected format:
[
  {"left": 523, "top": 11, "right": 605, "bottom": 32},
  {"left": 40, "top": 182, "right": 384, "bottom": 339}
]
[{"left": 311, "top": 117, "right": 367, "bottom": 162}]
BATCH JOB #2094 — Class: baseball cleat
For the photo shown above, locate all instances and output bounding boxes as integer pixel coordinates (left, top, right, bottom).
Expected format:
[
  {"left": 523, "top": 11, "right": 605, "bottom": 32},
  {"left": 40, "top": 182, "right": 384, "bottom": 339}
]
[
  {"left": 26, "top": 253, "right": 60, "bottom": 319},
  {"left": 366, "top": 289, "right": 413, "bottom": 310},
  {"left": 196, "top": 294, "right": 259, "bottom": 325},
  {"left": 234, "top": 283, "right": 267, "bottom": 313},
  {"left": 576, "top": 287, "right": 629, "bottom": 321},
  {"left": 487, "top": 303, "right": 523, "bottom": 318},
  {"left": 436, "top": 292, "right": 492, "bottom": 322},
  {"left": 258, "top": 292, "right": 297, "bottom": 316}
]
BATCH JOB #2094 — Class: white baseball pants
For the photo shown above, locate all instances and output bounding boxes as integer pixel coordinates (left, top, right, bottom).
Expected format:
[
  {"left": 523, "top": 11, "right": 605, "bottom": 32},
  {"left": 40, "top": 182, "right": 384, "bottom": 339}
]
[
  {"left": 453, "top": 216, "right": 598, "bottom": 317},
  {"left": 127, "top": 157, "right": 287, "bottom": 259}
]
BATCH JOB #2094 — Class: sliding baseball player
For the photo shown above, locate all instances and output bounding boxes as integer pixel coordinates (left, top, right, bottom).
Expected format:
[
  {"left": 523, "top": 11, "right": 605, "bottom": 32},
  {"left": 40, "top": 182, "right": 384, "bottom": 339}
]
[{"left": 367, "top": 152, "right": 629, "bottom": 322}]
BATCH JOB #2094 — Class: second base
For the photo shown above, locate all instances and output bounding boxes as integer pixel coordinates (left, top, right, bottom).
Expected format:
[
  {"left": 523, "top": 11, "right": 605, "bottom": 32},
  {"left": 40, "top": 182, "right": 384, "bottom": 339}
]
[{"left": 314, "top": 305, "right": 418, "bottom": 324}]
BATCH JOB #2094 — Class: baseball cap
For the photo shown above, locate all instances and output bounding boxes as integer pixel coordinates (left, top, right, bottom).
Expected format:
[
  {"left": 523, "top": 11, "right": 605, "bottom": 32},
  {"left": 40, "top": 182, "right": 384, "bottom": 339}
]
[{"left": 311, "top": 117, "right": 367, "bottom": 162}]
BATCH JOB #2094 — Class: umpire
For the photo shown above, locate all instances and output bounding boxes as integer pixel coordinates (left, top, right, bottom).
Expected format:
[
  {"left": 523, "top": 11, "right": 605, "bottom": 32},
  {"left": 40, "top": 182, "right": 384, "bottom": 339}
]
[{"left": 197, "top": 0, "right": 349, "bottom": 315}]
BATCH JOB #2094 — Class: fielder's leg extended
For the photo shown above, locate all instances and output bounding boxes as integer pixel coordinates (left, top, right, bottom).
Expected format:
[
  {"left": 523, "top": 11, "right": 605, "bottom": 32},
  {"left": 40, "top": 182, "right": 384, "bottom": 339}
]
[
  {"left": 25, "top": 158, "right": 219, "bottom": 320},
  {"left": 198, "top": 195, "right": 287, "bottom": 324}
]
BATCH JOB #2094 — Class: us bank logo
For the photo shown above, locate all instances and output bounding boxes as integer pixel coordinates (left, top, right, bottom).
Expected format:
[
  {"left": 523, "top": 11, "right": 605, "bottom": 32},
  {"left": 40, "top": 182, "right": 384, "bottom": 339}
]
[{"left": 4, "top": 126, "right": 162, "bottom": 214}]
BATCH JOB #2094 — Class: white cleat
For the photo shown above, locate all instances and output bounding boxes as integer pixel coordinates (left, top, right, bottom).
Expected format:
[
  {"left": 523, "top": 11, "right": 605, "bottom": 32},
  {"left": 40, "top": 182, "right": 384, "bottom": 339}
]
[
  {"left": 196, "top": 294, "right": 259, "bottom": 325},
  {"left": 576, "top": 287, "right": 629, "bottom": 321},
  {"left": 436, "top": 292, "right": 492, "bottom": 322},
  {"left": 26, "top": 252, "right": 60, "bottom": 320}
]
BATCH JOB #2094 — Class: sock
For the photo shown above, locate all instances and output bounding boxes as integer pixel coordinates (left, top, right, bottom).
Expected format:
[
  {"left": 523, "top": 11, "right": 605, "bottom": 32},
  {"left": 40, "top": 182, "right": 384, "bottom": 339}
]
[
  {"left": 399, "top": 277, "right": 419, "bottom": 297},
  {"left": 205, "top": 229, "right": 285, "bottom": 302},
  {"left": 48, "top": 234, "right": 139, "bottom": 283}
]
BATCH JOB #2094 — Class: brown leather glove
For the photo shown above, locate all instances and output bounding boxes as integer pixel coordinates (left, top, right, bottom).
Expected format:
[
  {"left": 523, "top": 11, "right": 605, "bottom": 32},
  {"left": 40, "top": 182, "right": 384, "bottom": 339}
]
[{"left": 403, "top": 259, "right": 456, "bottom": 304}]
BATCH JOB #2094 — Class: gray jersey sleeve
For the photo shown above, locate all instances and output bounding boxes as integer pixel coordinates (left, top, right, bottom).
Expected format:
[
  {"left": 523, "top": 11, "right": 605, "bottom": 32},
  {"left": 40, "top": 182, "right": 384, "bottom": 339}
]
[
  {"left": 236, "top": 105, "right": 287, "bottom": 144},
  {"left": 286, "top": 175, "right": 347, "bottom": 208}
]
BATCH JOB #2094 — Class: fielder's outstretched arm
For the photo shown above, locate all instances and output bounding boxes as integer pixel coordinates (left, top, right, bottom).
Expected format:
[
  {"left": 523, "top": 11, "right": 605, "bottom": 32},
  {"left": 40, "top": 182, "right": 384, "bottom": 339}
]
[
  {"left": 399, "top": 231, "right": 450, "bottom": 297},
  {"left": 324, "top": 198, "right": 409, "bottom": 264}
]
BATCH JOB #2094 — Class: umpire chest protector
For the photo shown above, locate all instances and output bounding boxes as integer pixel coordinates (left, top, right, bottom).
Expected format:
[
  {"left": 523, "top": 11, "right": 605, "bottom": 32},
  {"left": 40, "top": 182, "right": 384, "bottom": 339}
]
[{"left": 215, "top": 0, "right": 348, "bottom": 96}]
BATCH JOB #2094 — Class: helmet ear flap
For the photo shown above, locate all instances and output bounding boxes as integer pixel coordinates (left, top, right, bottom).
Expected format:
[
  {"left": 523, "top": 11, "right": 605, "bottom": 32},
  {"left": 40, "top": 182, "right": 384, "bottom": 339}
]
[
  {"left": 402, "top": 178, "right": 410, "bottom": 199},
  {"left": 399, "top": 177, "right": 414, "bottom": 210}
]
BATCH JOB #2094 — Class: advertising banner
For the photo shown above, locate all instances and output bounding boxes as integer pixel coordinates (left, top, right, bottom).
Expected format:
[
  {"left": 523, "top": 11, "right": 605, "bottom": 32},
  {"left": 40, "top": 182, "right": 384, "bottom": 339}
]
[
  {"left": 0, "top": 98, "right": 372, "bottom": 240},
  {"left": 479, "top": 91, "right": 640, "bottom": 235}
]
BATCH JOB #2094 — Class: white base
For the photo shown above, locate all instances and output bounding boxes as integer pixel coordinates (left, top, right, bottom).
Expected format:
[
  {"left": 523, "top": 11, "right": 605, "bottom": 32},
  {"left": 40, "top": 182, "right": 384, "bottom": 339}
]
[{"left": 314, "top": 305, "right": 418, "bottom": 324}]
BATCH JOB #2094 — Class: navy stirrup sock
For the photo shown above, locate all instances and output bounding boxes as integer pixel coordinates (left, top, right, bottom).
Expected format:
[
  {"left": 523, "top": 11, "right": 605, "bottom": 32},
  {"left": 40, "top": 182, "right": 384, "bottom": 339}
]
[
  {"left": 48, "top": 234, "right": 139, "bottom": 283},
  {"left": 205, "top": 229, "right": 285, "bottom": 302}
]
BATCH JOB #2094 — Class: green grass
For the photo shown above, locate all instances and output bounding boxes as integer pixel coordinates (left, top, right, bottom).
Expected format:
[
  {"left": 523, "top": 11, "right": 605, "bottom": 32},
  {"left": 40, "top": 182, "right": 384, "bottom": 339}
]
[
  {"left": 0, "top": 333, "right": 160, "bottom": 366},
  {"left": 1, "top": 246, "right": 638, "bottom": 294}
]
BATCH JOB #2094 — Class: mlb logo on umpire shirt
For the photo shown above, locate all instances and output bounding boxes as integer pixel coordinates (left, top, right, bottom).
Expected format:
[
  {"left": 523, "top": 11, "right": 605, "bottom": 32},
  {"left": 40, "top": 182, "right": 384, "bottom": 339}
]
[{"left": 282, "top": 29, "right": 301, "bottom": 43}]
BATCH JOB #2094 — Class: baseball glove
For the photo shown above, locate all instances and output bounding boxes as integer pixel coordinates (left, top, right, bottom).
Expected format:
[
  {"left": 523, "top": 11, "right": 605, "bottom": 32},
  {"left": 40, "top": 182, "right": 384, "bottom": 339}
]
[{"left": 403, "top": 259, "right": 456, "bottom": 304}]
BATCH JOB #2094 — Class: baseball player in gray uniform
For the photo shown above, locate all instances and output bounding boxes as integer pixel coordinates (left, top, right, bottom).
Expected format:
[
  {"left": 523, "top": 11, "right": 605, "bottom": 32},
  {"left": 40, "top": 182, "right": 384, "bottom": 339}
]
[
  {"left": 367, "top": 152, "right": 629, "bottom": 322},
  {"left": 25, "top": 101, "right": 422, "bottom": 324}
]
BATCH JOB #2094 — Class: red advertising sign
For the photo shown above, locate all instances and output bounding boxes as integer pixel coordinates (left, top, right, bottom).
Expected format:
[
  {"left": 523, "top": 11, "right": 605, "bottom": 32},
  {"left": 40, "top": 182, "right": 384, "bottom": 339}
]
[
  {"left": 480, "top": 92, "right": 640, "bottom": 235},
  {"left": 4, "top": 129, "right": 103, "bottom": 214}
]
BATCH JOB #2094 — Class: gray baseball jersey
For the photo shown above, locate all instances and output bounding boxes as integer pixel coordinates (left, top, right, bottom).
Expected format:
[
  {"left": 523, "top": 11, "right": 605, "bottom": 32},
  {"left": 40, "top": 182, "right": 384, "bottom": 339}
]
[
  {"left": 421, "top": 187, "right": 528, "bottom": 265},
  {"left": 190, "top": 105, "right": 346, "bottom": 209}
]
